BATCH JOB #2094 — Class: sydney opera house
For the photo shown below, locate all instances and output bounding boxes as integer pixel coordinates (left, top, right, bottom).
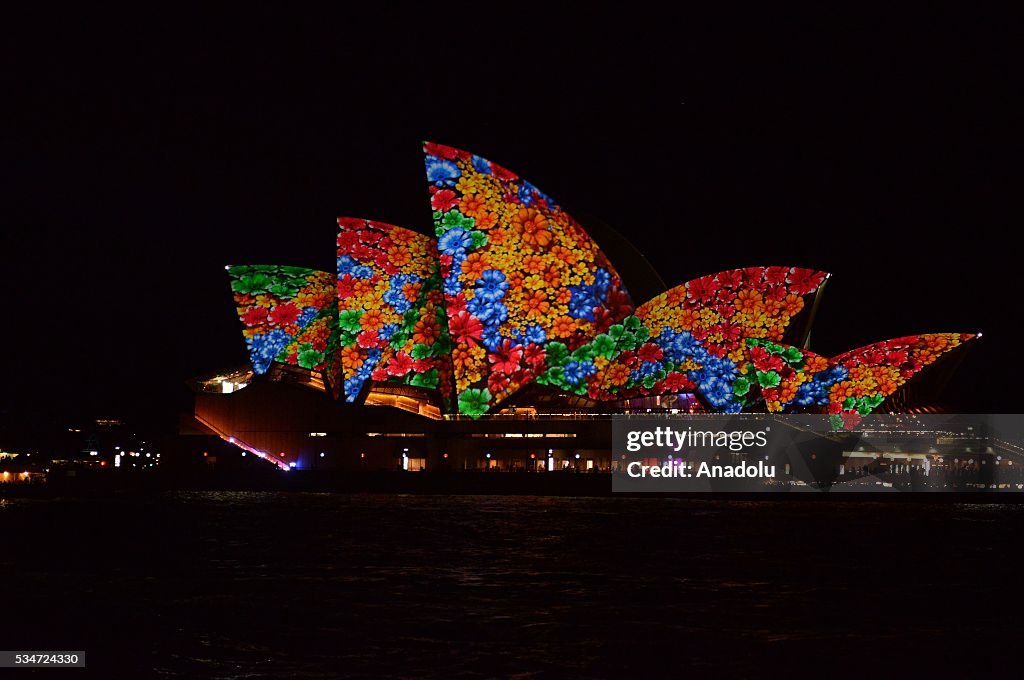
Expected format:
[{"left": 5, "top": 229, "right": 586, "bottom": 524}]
[{"left": 188, "top": 143, "right": 977, "bottom": 472}]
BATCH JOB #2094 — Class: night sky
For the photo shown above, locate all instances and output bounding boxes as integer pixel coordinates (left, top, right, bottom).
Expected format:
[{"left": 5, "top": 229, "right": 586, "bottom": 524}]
[{"left": 4, "top": 6, "right": 1019, "bottom": 428}]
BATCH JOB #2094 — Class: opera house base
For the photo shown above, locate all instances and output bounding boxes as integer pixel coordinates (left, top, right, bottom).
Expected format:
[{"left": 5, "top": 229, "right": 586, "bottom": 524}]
[{"left": 180, "top": 380, "right": 1024, "bottom": 495}]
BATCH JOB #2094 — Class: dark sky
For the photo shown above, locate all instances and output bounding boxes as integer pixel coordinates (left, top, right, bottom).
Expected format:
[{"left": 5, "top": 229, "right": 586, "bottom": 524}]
[{"left": 3, "top": 6, "right": 1019, "bottom": 428}]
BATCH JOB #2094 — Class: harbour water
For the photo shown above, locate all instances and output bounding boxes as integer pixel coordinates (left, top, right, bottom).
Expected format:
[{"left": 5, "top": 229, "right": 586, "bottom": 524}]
[{"left": 1, "top": 493, "right": 1021, "bottom": 677}]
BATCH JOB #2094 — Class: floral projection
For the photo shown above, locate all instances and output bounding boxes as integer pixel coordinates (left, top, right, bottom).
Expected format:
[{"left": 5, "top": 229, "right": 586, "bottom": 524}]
[
  {"left": 228, "top": 264, "right": 337, "bottom": 377},
  {"left": 743, "top": 333, "right": 975, "bottom": 426},
  {"left": 223, "top": 145, "right": 977, "bottom": 420},
  {"left": 564, "top": 267, "right": 829, "bottom": 411},
  {"left": 423, "top": 142, "right": 632, "bottom": 415},
  {"left": 336, "top": 218, "right": 453, "bottom": 404}
]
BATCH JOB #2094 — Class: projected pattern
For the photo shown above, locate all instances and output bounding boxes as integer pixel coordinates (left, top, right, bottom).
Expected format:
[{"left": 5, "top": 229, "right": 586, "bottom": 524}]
[
  {"left": 229, "top": 265, "right": 337, "bottom": 376},
  {"left": 745, "top": 334, "right": 975, "bottom": 426},
  {"left": 424, "top": 142, "right": 632, "bottom": 415},
  {"left": 223, "top": 148, "right": 977, "bottom": 421},
  {"left": 559, "top": 267, "right": 829, "bottom": 410},
  {"left": 336, "top": 218, "right": 453, "bottom": 404}
]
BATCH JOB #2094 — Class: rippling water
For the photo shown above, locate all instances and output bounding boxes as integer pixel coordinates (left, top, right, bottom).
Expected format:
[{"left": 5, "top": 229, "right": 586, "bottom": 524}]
[{"left": 1, "top": 493, "right": 1021, "bottom": 677}]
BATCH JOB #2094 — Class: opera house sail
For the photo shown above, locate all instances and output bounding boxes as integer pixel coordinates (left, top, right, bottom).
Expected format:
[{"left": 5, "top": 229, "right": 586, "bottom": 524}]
[{"left": 188, "top": 142, "right": 978, "bottom": 472}]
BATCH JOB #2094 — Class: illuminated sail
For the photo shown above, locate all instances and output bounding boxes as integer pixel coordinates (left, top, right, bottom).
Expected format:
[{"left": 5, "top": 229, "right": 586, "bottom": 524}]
[
  {"left": 424, "top": 141, "right": 632, "bottom": 415},
  {"left": 335, "top": 217, "right": 453, "bottom": 404},
  {"left": 578, "top": 267, "right": 828, "bottom": 410},
  {"left": 744, "top": 334, "right": 976, "bottom": 424},
  {"left": 228, "top": 264, "right": 337, "bottom": 377}
]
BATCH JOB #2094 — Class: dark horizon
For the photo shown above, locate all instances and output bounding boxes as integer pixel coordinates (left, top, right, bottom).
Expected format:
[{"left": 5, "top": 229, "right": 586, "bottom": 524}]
[{"left": 4, "top": 6, "right": 1019, "bottom": 428}]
